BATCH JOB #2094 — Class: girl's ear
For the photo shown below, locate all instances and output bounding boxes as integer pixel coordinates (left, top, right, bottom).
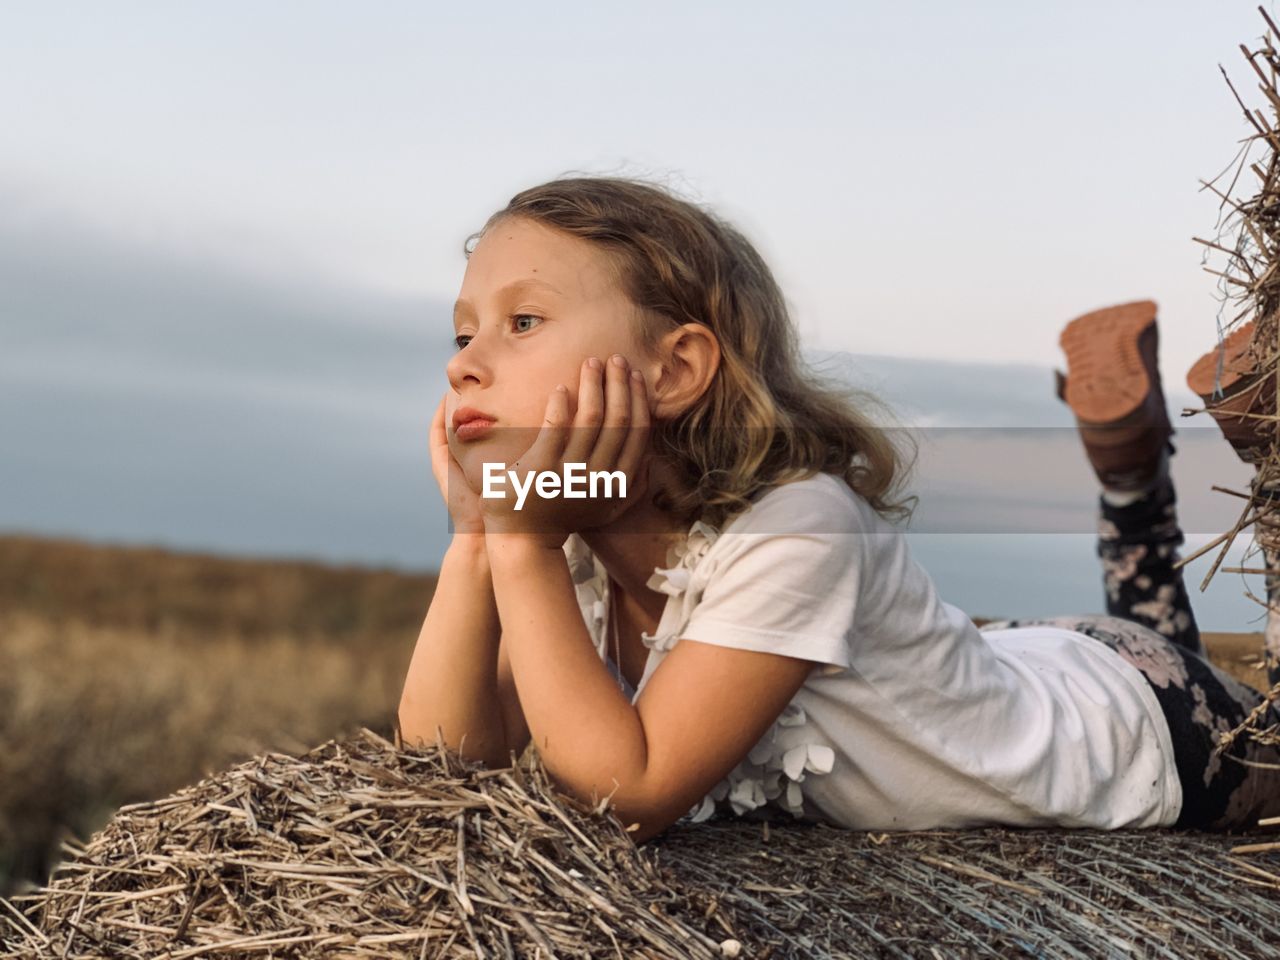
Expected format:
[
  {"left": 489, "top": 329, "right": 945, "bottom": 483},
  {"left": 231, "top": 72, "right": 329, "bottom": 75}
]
[{"left": 648, "top": 323, "right": 721, "bottom": 420}]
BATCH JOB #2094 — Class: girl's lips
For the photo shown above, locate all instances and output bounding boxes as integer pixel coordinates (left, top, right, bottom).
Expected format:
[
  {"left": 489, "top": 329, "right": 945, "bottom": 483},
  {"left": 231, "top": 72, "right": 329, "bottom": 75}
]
[{"left": 455, "top": 418, "right": 496, "bottom": 441}]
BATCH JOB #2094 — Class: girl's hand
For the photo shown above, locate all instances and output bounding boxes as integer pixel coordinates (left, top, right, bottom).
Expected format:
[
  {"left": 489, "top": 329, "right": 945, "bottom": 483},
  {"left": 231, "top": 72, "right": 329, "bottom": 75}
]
[
  {"left": 429, "top": 392, "right": 487, "bottom": 537},
  {"left": 481, "top": 354, "right": 652, "bottom": 550}
]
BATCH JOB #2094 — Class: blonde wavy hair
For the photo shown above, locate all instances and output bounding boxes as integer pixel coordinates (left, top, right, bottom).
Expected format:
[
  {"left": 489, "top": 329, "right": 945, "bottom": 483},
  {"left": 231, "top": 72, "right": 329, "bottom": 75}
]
[{"left": 465, "top": 174, "right": 919, "bottom": 531}]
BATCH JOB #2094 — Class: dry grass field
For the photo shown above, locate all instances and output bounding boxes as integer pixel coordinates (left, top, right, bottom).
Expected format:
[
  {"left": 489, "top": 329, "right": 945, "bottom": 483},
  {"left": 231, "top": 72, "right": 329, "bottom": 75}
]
[
  {"left": 0, "top": 534, "right": 434, "bottom": 896},
  {"left": 0, "top": 533, "right": 1270, "bottom": 899}
]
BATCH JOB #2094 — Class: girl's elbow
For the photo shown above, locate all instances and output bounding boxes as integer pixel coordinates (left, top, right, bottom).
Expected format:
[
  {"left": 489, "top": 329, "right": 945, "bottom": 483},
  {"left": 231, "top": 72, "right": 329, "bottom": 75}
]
[
  {"left": 396, "top": 696, "right": 444, "bottom": 752},
  {"left": 624, "top": 814, "right": 677, "bottom": 845},
  {"left": 396, "top": 708, "right": 509, "bottom": 770},
  {"left": 395, "top": 700, "right": 426, "bottom": 746},
  {"left": 607, "top": 791, "right": 686, "bottom": 845}
]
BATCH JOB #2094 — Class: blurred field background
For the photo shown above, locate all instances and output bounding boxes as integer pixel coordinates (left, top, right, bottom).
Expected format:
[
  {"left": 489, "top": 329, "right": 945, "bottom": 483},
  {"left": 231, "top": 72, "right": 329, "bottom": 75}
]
[
  {"left": 0, "top": 533, "right": 434, "bottom": 897},
  {"left": 3, "top": 531, "right": 1270, "bottom": 899}
]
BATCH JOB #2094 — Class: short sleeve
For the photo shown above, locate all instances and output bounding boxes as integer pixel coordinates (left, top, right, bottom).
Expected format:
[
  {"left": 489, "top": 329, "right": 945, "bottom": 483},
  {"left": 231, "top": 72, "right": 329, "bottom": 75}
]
[{"left": 677, "top": 482, "right": 863, "bottom": 674}]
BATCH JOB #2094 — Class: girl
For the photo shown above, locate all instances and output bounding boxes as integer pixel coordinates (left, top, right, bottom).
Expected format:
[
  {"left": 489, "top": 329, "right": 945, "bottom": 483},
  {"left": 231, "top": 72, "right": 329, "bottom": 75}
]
[{"left": 397, "top": 176, "right": 1280, "bottom": 844}]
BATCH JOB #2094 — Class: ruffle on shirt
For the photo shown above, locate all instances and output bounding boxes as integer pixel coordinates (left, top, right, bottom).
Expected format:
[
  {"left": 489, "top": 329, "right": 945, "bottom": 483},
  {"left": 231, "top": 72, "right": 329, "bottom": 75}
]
[
  {"left": 638, "top": 519, "right": 721, "bottom": 652},
  {"left": 686, "top": 701, "right": 836, "bottom": 821},
  {"left": 563, "top": 516, "right": 838, "bottom": 823},
  {"left": 564, "top": 534, "right": 611, "bottom": 663}
]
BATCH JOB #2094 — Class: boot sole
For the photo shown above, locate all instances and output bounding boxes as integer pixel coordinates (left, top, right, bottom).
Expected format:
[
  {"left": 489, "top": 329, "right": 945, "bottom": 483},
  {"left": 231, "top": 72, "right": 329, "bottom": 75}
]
[
  {"left": 1186, "top": 319, "right": 1260, "bottom": 399},
  {"left": 1186, "top": 319, "right": 1275, "bottom": 460},
  {"left": 1058, "top": 300, "right": 1157, "bottom": 424}
]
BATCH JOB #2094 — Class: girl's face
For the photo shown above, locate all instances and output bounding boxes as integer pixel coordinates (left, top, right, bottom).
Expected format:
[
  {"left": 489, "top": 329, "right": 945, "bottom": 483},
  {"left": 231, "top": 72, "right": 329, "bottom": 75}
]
[{"left": 445, "top": 216, "right": 656, "bottom": 486}]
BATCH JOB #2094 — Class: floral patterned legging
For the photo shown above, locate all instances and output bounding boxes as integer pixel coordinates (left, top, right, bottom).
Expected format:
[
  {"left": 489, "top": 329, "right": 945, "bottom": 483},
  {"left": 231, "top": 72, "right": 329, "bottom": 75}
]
[{"left": 980, "top": 468, "right": 1280, "bottom": 830}]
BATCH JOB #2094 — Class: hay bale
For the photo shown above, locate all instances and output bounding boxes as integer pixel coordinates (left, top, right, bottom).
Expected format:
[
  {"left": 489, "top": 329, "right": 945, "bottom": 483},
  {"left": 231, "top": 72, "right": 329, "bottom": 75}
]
[
  {"left": 4, "top": 727, "right": 1280, "bottom": 958},
  {"left": 656, "top": 822, "right": 1280, "bottom": 959},
  {"left": 0, "top": 728, "right": 732, "bottom": 958}
]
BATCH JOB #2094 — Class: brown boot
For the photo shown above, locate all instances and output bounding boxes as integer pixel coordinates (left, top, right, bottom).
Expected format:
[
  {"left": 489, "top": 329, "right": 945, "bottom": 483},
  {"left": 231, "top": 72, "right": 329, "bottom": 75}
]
[
  {"left": 1055, "top": 300, "right": 1174, "bottom": 491},
  {"left": 1185, "top": 319, "right": 1277, "bottom": 465}
]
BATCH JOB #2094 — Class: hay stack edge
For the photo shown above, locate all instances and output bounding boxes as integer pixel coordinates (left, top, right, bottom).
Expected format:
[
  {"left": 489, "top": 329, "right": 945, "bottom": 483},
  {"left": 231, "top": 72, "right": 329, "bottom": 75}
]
[
  {"left": 0, "top": 728, "right": 733, "bottom": 959},
  {"left": 3, "top": 726, "right": 1280, "bottom": 959}
]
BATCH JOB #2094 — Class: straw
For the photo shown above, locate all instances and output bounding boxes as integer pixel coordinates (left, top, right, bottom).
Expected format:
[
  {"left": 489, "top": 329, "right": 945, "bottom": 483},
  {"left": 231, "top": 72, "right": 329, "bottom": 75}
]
[
  {"left": 4, "top": 727, "right": 1280, "bottom": 958},
  {"left": 1196, "top": 5, "right": 1280, "bottom": 750}
]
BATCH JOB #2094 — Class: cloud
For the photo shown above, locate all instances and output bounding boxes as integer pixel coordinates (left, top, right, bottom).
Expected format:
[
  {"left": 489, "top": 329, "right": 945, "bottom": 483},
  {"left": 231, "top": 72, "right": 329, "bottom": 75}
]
[
  {"left": 0, "top": 200, "right": 1261, "bottom": 627},
  {"left": 0, "top": 197, "right": 457, "bottom": 568},
  {"left": 808, "top": 349, "right": 1204, "bottom": 430}
]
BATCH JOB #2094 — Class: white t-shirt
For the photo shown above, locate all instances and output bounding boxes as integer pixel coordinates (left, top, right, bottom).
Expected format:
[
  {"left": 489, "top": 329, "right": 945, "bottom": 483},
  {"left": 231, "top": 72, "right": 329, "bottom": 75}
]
[{"left": 562, "top": 471, "right": 1182, "bottom": 830}]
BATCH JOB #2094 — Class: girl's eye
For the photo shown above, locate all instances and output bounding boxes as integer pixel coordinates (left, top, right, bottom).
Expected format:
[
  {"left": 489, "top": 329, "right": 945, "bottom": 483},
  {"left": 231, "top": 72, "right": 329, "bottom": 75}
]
[{"left": 452, "top": 314, "right": 543, "bottom": 352}]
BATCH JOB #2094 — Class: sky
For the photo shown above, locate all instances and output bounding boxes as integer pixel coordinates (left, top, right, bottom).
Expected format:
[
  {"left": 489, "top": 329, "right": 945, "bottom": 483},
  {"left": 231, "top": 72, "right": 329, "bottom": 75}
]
[
  {"left": 3, "top": 3, "right": 1276, "bottom": 370},
  {"left": 3, "top": 2, "right": 1279, "bottom": 629}
]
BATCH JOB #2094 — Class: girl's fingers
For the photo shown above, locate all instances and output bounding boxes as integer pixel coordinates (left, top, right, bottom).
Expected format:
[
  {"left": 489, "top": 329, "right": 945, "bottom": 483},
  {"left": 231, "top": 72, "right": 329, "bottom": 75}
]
[
  {"left": 615, "top": 369, "right": 651, "bottom": 492},
  {"left": 587, "top": 355, "right": 634, "bottom": 470},
  {"left": 430, "top": 393, "right": 446, "bottom": 446},
  {"left": 515, "top": 384, "right": 572, "bottom": 480},
  {"left": 563, "top": 356, "right": 605, "bottom": 466},
  {"left": 429, "top": 395, "right": 453, "bottom": 502},
  {"left": 429, "top": 394, "right": 450, "bottom": 472}
]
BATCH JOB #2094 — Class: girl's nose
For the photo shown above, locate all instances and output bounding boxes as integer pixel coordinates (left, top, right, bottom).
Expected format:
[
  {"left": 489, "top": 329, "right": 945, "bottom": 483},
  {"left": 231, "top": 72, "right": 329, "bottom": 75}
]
[{"left": 446, "top": 334, "right": 492, "bottom": 391}]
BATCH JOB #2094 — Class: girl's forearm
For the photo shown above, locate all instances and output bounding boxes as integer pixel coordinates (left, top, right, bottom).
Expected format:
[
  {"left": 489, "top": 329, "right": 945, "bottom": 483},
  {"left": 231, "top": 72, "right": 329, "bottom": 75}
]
[
  {"left": 397, "top": 534, "right": 509, "bottom": 768},
  {"left": 485, "top": 536, "right": 652, "bottom": 824}
]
